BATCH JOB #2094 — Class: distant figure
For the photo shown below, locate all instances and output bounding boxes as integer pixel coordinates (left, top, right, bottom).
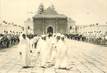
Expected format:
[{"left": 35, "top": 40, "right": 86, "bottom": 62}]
[{"left": 32, "top": 35, "right": 39, "bottom": 49}]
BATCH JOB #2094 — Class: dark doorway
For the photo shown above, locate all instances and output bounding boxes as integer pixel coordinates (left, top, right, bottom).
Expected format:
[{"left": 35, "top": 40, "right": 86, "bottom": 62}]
[{"left": 47, "top": 26, "right": 53, "bottom": 34}]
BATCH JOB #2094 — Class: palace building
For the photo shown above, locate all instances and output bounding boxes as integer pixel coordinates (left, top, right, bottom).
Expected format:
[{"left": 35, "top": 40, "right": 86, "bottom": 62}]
[{"left": 32, "top": 4, "right": 68, "bottom": 34}]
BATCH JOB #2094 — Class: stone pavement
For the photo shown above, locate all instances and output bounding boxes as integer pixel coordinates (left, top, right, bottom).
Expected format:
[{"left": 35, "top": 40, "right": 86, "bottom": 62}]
[{"left": 0, "top": 40, "right": 107, "bottom": 73}]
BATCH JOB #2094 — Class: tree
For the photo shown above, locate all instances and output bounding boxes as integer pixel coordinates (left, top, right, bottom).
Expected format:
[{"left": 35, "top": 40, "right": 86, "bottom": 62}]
[{"left": 38, "top": 3, "right": 44, "bottom": 14}]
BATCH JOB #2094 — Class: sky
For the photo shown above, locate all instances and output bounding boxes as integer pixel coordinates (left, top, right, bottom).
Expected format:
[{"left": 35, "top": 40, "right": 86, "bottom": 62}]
[{"left": 0, "top": 0, "right": 107, "bottom": 26}]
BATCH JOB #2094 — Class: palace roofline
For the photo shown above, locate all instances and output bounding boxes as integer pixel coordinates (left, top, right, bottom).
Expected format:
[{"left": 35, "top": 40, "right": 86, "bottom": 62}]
[
  {"left": 33, "top": 14, "right": 67, "bottom": 19},
  {"left": 33, "top": 4, "right": 67, "bottom": 19}
]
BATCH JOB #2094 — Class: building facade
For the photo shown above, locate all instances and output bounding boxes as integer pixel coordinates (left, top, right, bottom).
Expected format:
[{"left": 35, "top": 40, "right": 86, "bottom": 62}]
[
  {"left": 24, "top": 18, "right": 33, "bottom": 34},
  {"left": 67, "top": 18, "right": 77, "bottom": 34},
  {"left": 77, "top": 24, "right": 107, "bottom": 38},
  {"left": 32, "top": 5, "right": 68, "bottom": 35},
  {"left": 0, "top": 19, "right": 23, "bottom": 35}
]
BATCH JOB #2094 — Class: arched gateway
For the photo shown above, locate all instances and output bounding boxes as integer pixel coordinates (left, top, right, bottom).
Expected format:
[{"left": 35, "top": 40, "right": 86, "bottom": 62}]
[{"left": 47, "top": 26, "right": 53, "bottom": 34}]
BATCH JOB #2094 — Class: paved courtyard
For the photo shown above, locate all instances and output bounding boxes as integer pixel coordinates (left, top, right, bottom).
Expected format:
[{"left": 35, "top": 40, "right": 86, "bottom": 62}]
[{"left": 0, "top": 39, "right": 107, "bottom": 73}]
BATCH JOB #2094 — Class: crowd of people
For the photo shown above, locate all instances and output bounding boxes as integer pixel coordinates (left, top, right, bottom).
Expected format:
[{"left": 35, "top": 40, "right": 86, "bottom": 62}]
[
  {"left": 85, "top": 35, "right": 107, "bottom": 45},
  {"left": 17, "top": 33, "right": 72, "bottom": 70},
  {"left": 65, "top": 33, "right": 107, "bottom": 45},
  {"left": 0, "top": 34, "right": 19, "bottom": 48},
  {"left": 64, "top": 34, "right": 86, "bottom": 41}
]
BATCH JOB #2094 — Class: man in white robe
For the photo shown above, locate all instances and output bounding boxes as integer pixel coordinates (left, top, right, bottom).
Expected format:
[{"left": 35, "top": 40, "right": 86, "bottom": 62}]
[
  {"left": 36, "top": 35, "right": 49, "bottom": 67},
  {"left": 30, "top": 36, "right": 40, "bottom": 66},
  {"left": 54, "top": 35, "right": 61, "bottom": 68},
  {"left": 48, "top": 34, "right": 57, "bottom": 65},
  {"left": 17, "top": 34, "right": 31, "bottom": 68},
  {"left": 55, "top": 35, "right": 69, "bottom": 69},
  {"left": 26, "top": 35, "right": 33, "bottom": 67}
]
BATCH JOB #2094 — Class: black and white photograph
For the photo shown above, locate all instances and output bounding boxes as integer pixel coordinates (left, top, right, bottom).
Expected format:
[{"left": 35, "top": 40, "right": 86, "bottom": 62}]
[{"left": 0, "top": 0, "right": 107, "bottom": 73}]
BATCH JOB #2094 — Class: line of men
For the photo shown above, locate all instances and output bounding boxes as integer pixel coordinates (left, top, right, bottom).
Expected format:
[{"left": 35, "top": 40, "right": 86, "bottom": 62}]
[
  {"left": 17, "top": 33, "right": 72, "bottom": 70},
  {"left": 0, "top": 34, "right": 19, "bottom": 48}
]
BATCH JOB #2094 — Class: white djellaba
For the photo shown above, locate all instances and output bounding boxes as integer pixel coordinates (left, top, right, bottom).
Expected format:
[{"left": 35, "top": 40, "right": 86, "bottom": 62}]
[
  {"left": 36, "top": 35, "right": 49, "bottom": 67},
  {"left": 48, "top": 36, "right": 57, "bottom": 64},
  {"left": 55, "top": 35, "right": 69, "bottom": 69},
  {"left": 30, "top": 36, "right": 40, "bottom": 66},
  {"left": 17, "top": 34, "right": 31, "bottom": 68},
  {"left": 26, "top": 36, "right": 33, "bottom": 67},
  {"left": 46, "top": 36, "right": 53, "bottom": 61}
]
